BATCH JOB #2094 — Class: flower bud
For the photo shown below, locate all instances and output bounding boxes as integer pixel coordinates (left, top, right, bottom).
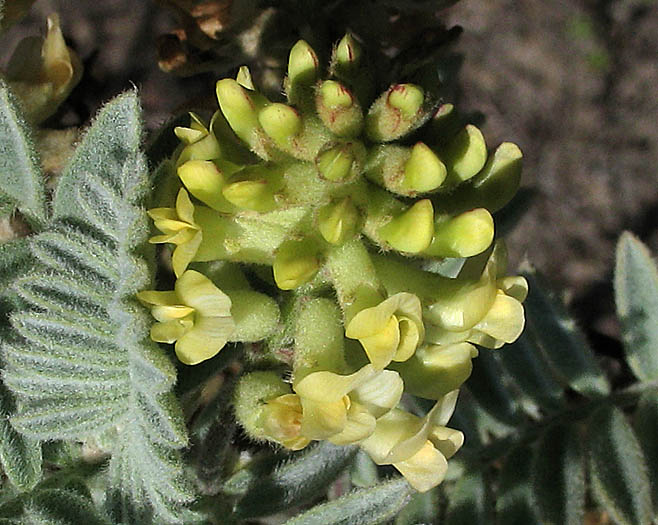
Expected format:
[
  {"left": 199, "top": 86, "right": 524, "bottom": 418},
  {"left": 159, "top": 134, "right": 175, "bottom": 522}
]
[
  {"left": 391, "top": 343, "right": 478, "bottom": 400},
  {"left": 315, "top": 80, "right": 364, "bottom": 137},
  {"left": 222, "top": 170, "right": 280, "bottom": 212},
  {"left": 273, "top": 239, "right": 322, "bottom": 290},
  {"left": 333, "top": 33, "right": 362, "bottom": 76},
  {"left": 378, "top": 199, "right": 434, "bottom": 254},
  {"left": 216, "top": 78, "right": 265, "bottom": 152},
  {"left": 318, "top": 197, "right": 360, "bottom": 245},
  {"left": 315, "top": 141, "right": 366, "bottom": 182},
  {"left": 467, "top": 142, "right": 523, "bottom": 213},
  {"left": 365, "top": 84, "right": 426, "bottom": 142},
  {"left": 258, "top": 103, "right": 303, "bottom": 144},
  {"left": 226, "top": 289, "right": 280, "bottom": 343},
  {"left": 177, "top": 159, "right": 238, "bottom": 213},
  {"left": 174, "top": 113, "right": 223, "bottom": 165},
  {"left": 423, "top": 208, "right": 494, "bottom": 258},
  {"left": 442, "top": 124, "right": 488, "bottom": 184},
  {"left": 401, "top": 143, "right": 447, "bottom": 193},
  {"left": 286, "top": 40, "right": 319, "bottom": 104}
]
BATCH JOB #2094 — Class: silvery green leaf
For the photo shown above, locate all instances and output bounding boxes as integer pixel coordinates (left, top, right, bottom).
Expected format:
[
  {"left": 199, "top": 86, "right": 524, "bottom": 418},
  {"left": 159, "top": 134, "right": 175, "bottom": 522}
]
[
  {"left": 394, "top": 488, "right": 438, "bottom": 525},
  {"left": 285, "top": 477, "right": 412, "bottom": 525},
  {"left": 522, "top": 269, "right": 610, "bottom": 397},
  {"left": 0, "top": 383, "right": 41, "bottom": 491},
  {"left": 634, "top": 391, "right": 658, "bottom": 514},
  {"left": 2, "top": 92, "right": 196, "bottom": 524},
  {"left": 234, "top": 441, "right": 358, "bottom": 519},
  {"left": 531, "top": 423, "right": 584, "bottom": 525},
  {"left": 588, "top": 405, "right": 653, "bottom": 525},
  {"left": 445, "top": 469, "right": 489, "bottom": 525},
  {"left": 0, "top": 79, "right": 47, "bottom": 228},
  {"left": 614, "top": 231, "right": 658, "bottom": 381},
  {"left": 495, "top": 445, "right": 541, "bottom": 524}
]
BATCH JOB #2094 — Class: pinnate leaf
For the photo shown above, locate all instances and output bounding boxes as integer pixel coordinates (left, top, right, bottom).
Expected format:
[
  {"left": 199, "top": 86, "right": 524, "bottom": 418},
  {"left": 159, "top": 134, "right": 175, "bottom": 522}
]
[
  {"left": 2, "top": 91, "right": 195, "bottom": 523},
  {"left": 285, "top": 477, "right": 412, "bottom": 525},
  {"left": 588, "top": 405, "right": 653, "bottom": 525},
  {"left": 531, "top": 423, "right": 585, "bottom": 525},
  {"left": 614, "top": 231, "right": 658, "bottom": 381},
  {"left": 0, "top": 79, "right": 47, "bottom": 227}
]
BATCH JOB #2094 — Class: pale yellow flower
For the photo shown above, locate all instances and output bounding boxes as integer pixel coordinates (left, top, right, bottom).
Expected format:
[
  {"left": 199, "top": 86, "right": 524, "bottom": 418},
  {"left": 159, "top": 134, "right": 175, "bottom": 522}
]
[{"left": 137, "top": 270, "right": 234, "bottom": 365}]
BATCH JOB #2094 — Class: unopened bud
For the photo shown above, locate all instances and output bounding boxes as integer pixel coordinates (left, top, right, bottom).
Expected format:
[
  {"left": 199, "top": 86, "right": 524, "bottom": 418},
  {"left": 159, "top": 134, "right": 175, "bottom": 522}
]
[
  {"left": 316, "top": 142, "right": 365, "bottom": 182},
  {"left": 286, "top": 40, "right": 319, "bottom": 104},
  {"left": 177, "top": 159, "right": 238, "bottom": 212},
  {"left": 469, "top": 142, "right": 523, "bottom": 212},
  {"left": 258, "top": 103, "right": 302, "bottom": 144},
  {"left": 216, "top": 78, "right": 262, "bottom": 150},
  {"left": 222, "top": 176, "right": 278, "bottom": 212},
  {"left": 316, "top": 80, "right": 363, "bottom": 137},
  {"left": 423, "top": 208, "right": 494, "bottom": 258},
  {"left": 378, "top": 199, "right": 434, "bottom": 253},
  {"left": 318, "top": 197, "right": 359, "bottom": 244},
  {"left": 365, "top": 84, "right": 426, "bottom": 142},
  {"left": 273, "top": 239, "right": 322, "bottom": 290},
  {"left": 402, "top": 143, "right": 447, "bottom": 193},
  {"left": 442, "top": 125, "right": 487, "bottom": 184}
]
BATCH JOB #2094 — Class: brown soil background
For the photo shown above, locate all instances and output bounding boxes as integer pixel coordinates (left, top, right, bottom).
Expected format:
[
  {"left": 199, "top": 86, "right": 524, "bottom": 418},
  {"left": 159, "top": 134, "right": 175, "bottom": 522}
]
[{"left": 3, "top": 0, "right": 657, "bottom": 350}]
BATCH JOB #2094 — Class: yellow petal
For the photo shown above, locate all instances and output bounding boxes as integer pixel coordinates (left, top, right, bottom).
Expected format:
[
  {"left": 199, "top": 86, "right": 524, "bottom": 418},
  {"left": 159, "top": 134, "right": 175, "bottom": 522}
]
[
  {"left": 346, "top": 292, "right": 420, "bottom": 339},
  {"left": 150, "top": 304, "right": 194, "bottom": 323},
  {"left": 393, "top": 440, "right": 448, "bottom": 492},
  {"left": 359, "top": 409, "right": 423, "bottom": 465},
  {"left": 358, "top": 316, "right": 400, "bottom": 369},
  {"left": 497, "top": 275, "right": 529, "bottom": 302},
  {"left": 174, "top": 126, "right": 205, "bottom": 144},
  {"left": 328, "top": 402, "right": 377, "bottom": 445},
  {"left": 152, "top": 218, "right": 193, "bottom": 235},
  {"left": 350, "top": 369, "right": 403, "bottom": 418},
  {"left": 425, "top": 323, "right": 472, "bottom": 345},
  {"left": 429, "top": 426, "right": 464, "bottom": 460},
  {"left": 151, "top": 320, "right": 188, "bottom": 344},
  {"left": 300, "top": 397, "right": 349, "bottom": 440},
  {"left": 175, "top": 316, "right": 234, "bottom": 365},
  {"left": 262, "top": 394, "right": 310, "bottom": 450},
  {"left": 171, "top": 231, "right": 203, "bottom": 278},
  {"left": 295, "top": 365, "right": 376, "bottom": 403},
  {"left": 175, "top": 188, "right": 196, "bottom": 225},
  {"left": 471, "top": 293, "right": 525, "bottom": 344},
  {"left": 175, "top": 270, "right": 232, "bottom": 317},
  {"left": 136, "top": 290, "right": 178, "bottom": 307},
  {"left": 394, "top": 315, "right": 421, "bottom": 362},
  {"left": 147, "top": 207, "right": 178, "bottom": 221}
]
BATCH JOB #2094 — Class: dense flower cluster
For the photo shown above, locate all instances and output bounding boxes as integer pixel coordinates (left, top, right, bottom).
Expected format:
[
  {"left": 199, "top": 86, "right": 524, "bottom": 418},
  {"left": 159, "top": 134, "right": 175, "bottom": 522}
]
[{"left": 139, "top": 35, "right": 527, "bottom": 491}]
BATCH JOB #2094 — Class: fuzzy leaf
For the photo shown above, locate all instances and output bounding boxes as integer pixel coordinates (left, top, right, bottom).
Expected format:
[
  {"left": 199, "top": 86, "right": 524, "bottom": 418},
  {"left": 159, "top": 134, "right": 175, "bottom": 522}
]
[
  {"left": 588, "top": 405, "right": 653, "bottom": 525},
  {"left": 0, "top": 79, "right": 47, "bottom": 227},
  {"left": 445, "top": 469, "right": 489, "bottom": 525},
  {"left": 0, "top": 383, "right": 41, "bottom": 491},
  {"left": 531, "top": 423, "right": 584, "bottom": 525},
  {"left": 2, "top": 92, "right": 196, "bottom": 523},
  {"left": 614, "top": 232, "right": 658, "bottom": 381},
  {"left": 285, "top": 477, "right": 412, "bottom": 525},
  {"left": 394, "top": 489, "right": 438, "bottom": 525},
  {"left": 522, "top": 270, "right": 610, "bottom": 397},
  {"left": 234, "top": 441, "right": 358, "bottom": 519},
  {"left": 634, "top": 391, "right": 658, "bottom": 510},
  {"left": 496, "top": 332, "right": 565, "bottom": 412},
  {"left": 466, "top": 349, "right": 522, "bottom": 426},
  {"left": 496, "top": 445, "right": 541, "bottom": 524},
  {"left": 23, "top": 488, "right": 110, "bottom": 525}
]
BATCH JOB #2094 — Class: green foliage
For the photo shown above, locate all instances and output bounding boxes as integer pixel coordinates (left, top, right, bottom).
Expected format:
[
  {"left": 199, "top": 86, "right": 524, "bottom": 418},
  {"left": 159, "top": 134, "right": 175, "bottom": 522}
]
[
  {"left": 0, "top": 79, "right": 48, "bottom": 228},
  {"left": 2, "top": 92, "right": 196, "bottom": 524}
]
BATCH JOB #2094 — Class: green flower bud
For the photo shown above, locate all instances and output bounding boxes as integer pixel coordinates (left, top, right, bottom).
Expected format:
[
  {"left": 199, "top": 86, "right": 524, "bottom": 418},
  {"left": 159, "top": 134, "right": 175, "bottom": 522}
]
[
  {"left": 316, "top": 141, "right": 366, "bottom": 182},
  {"left": 365, "top": 84, "right": 426, "bottom": 142},
  {"left": 467, "top": 142, "right": 523, "bottom": 212},
  {"left": 258, "top": 103, "right": 303, "bottom": 144},
  {"left": 423, "top": 208, "right": 494, "bottom": 258},
  {"left": 236, "top": 65, "right": 255, "bottom": 90},
  {"left": 315, "top": 80, "right": 364, "bottom": 137},
  {"left": 222, "top": 176, "right": 279, "bottom": 213},
  {"left": 273, "top": 239, "right": 322, "bottom": 290},
  {"left": 318, "top": 197, "right": 360, "bottom": 245},
  {"left": 333, "top": 33, "right": 362, "bottom": 75},
  {"left": 379, "top": 199, "right": 434, "bottom": 253},
  {"left": 286, "top": 39, "right": 319, "bottom": 105},
  {"left": 216, "top": 78, "right": 266, "bottom": 153},
  {"left": 177, "top": 159, "right": 238, "bottom": 213},
  {"left": 226, "top": 289, "right": 280, "bottom": 342},
  {"left": 425, "top": 103, "right": 461, "bottom": 147},
  {"left": 391, "top": 343, "right": 478, "bottom": 400},
  {"left": 442, "top": 124, "right": 488, "bottom": 184},
  {"left": 402, "top": 142, "right": 447, "bottom": 193}
]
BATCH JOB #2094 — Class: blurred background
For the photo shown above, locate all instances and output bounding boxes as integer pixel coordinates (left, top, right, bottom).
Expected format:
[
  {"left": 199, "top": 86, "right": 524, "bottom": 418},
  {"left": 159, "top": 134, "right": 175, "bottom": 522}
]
[{"left": 2, "top": 0, "right": 657, "bottom": 358}]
